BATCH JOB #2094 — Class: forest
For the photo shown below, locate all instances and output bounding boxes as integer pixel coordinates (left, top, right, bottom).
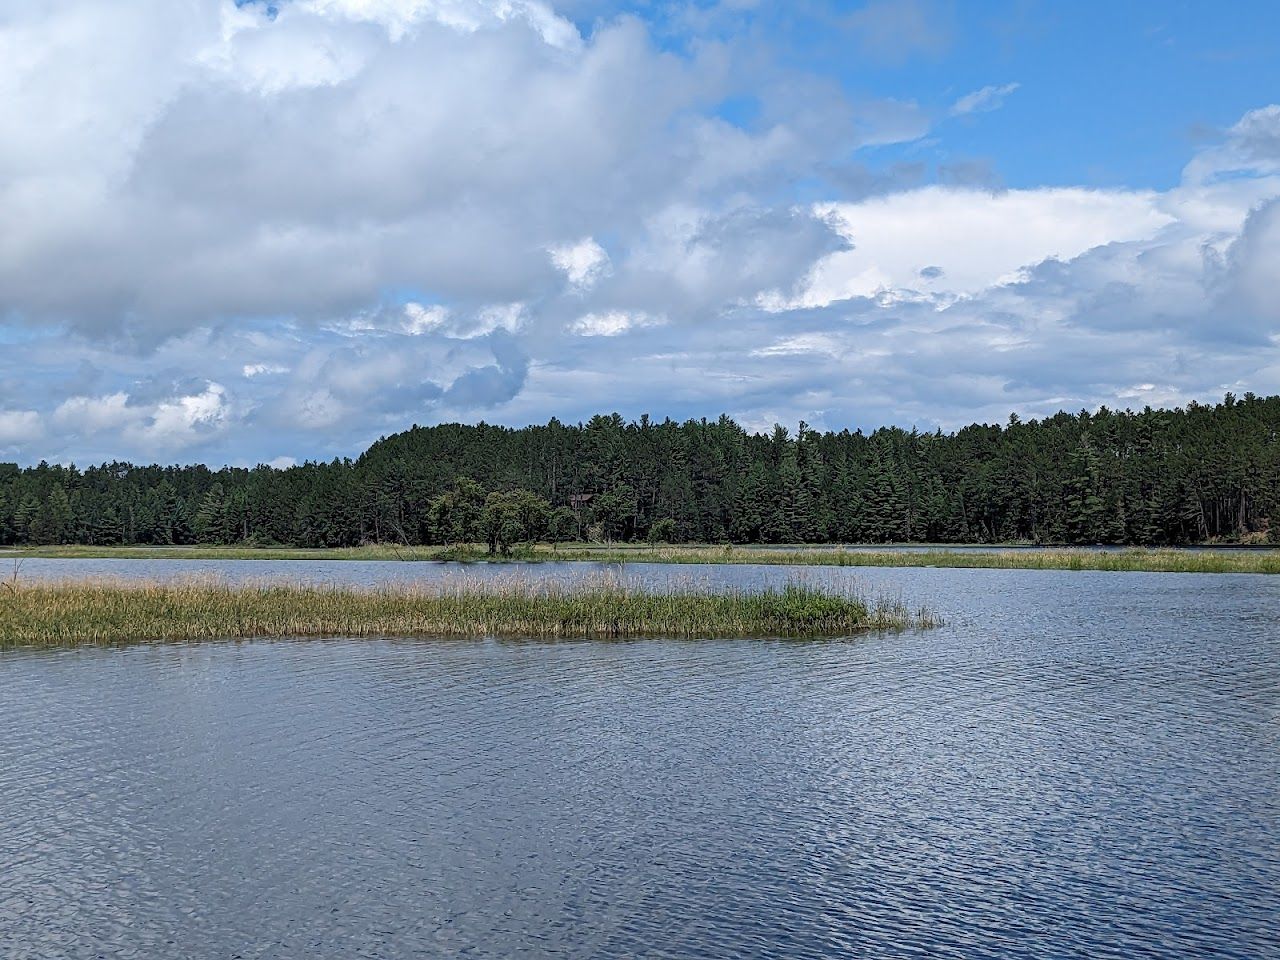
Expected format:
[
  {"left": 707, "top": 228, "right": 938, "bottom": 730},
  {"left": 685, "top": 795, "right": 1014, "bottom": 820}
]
[{"left": 2, "top": 392, "right": 1278, "bottom": 550}]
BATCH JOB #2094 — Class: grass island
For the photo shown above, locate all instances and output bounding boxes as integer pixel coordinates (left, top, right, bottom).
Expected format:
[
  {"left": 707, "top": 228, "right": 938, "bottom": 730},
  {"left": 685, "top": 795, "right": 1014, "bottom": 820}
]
[{"left": 0, "top": 576, "right": 938, "bottom": 648}]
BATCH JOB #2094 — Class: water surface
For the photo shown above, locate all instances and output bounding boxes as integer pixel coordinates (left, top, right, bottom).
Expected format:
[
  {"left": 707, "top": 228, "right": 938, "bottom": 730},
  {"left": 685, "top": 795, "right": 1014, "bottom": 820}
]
[{"left": 2, "top": 561, "right": 1278, "bottom": 958}]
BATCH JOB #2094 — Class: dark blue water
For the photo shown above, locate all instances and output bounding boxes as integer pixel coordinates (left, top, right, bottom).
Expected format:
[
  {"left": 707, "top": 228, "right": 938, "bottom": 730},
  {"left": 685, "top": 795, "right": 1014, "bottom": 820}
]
[{"left": 2, "top": 561, "right": 1278, "bottom": 958}]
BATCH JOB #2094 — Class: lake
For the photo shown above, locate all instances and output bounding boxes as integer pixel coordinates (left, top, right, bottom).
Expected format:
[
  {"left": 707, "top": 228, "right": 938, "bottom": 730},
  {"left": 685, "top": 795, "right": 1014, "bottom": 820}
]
[{"left": 2, "top": 560, "right": 1278, "bottom": 958}]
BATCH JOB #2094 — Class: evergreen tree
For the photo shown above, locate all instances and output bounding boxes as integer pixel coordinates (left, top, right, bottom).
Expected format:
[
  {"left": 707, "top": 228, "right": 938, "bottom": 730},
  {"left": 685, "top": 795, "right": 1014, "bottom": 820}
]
[
  {"left": 1064, "top": 438, "right": 1107, "bottom": 544},
  {"left": 592, "top": 485, "right": 637, "bottom": 543},
  {"left": 43, "top": 486, "right": 75, "bottom": 545},
  {"left": 193, "top": 484, "right": 231, "bottom": 544},
  {"left": 14, "top": 494, "right": 40, "bottom": 544},
  {"left": 1, "top": 393, "right": 1276, "bottom": 549}
]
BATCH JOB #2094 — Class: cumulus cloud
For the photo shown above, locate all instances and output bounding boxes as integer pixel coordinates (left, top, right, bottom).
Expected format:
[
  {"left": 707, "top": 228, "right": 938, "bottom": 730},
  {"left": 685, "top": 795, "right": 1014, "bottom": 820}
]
[
  {"left": 506, "top": 104, "right": 1280, "bottom": 434},
  {"left": 549, "top": 238, "right": 611, "bottom": 291},
  {"left": 131, "top": 382, "right": 232, "bottom": 450},
  {"left": 401, "top": 304, "right": 451, "bottom": 335},
  {"left": 307, "top": 0, "right": 582, "bottom": 47},
  {"left": 1215, "top": 197, "right": 1280, "bottom": 325},
  {"left": 49, "top": 383, "right": 233, "bottom": 456},
  {"left": 1, "top": 1, "right": 1278, "bottom": 466},
  {"left": 1, "top": 0, "right": 892, "bottom": 348},
  {"left": 0, "top": 411, "right": 43, "bottom": 448},
  {"left": 797, "top": 186, "right": 1175, "bottom": 304},
  {"left": 52, "top": 393, "right": 138, "bottom": 433}
]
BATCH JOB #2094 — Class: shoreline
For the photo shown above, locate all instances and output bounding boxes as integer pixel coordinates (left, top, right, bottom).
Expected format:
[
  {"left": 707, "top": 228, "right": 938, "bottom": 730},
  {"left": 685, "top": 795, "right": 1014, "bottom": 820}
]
[{"left": 4, "top": 543, "right": 1279, "bottom": 574}]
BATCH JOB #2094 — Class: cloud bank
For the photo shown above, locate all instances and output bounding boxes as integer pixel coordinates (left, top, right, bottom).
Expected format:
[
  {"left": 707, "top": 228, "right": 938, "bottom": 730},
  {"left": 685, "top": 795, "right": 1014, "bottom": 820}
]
[{"left": 0, "top": 1, "right": 1278, "bottom": 464}]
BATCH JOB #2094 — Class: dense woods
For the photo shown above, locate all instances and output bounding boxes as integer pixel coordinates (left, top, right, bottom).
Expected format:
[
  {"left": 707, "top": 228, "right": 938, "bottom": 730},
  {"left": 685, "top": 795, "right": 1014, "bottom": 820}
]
[{"left": 3, "top": 393, "right": 1278, "bottom": 549}]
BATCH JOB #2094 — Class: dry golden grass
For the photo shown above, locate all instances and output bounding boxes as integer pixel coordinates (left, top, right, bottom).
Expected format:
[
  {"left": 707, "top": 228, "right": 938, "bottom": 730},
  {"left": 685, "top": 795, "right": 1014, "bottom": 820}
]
[
  {"left": 575, "top": 545, "right": 1280, "bottom": 574},
  {"left": 0, "top": 573, "right": 938, "bottom": 647},
  {"left": 6, "top": 542, "right": 1277, "bottom": 573}
]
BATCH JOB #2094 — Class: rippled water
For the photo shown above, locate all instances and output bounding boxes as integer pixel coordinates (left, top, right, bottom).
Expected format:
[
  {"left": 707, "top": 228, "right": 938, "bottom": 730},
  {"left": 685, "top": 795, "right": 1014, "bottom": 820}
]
[{"left": 3, "top": 561, "right": 1279, "bottom": 958}]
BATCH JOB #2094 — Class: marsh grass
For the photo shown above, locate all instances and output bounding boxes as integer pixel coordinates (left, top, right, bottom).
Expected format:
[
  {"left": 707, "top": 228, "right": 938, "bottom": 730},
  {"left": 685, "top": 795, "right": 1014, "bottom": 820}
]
[
  {"left": 7, "top": 542, "right": 1273, "bottom": 573},
  {"left": 0, "top": 573, "right": 937, "bottom": 648},
  {"left": 566, "top": 545, "right": 1280, "bottom": 574}
]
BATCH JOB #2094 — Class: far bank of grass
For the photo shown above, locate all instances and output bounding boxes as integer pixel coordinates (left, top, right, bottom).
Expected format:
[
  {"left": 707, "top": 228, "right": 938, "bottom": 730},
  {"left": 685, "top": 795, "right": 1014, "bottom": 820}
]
[
  {"left": 4, "top": 542, "right": 1280, "bottom": 574},
  {"left": 563, "top": 544, "right": 1280, "bottom": 574},
  {"left": 0, "top": 577, "right": 935, "bottom": 648}
]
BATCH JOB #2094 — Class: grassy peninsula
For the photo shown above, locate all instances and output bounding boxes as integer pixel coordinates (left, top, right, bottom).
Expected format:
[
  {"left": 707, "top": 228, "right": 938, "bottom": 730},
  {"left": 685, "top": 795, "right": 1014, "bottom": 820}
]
[
  {"left": 0, "top": 576, "right": 936, "bottom": 648},
  {"left": 6, "top": 542, "right": 1280, "bottom": 574}
]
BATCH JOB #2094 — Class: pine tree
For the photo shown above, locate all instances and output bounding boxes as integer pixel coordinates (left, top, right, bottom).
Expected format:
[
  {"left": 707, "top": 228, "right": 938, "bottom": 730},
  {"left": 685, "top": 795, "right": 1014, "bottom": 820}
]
[
  {"left": 15, "top": 494, "right": 40, "bottom": 544},
  {"left": 1064, "top": 438, "right": 1106, "bottom": 544},
  {"left": 193, "top": 484, "right": 231, "bottom": 544}
]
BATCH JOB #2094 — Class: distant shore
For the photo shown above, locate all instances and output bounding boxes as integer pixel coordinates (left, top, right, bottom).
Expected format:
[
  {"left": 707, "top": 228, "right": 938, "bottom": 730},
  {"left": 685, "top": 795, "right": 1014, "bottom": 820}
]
[
  {"left": 0, "top": 577, "right": 935, "bottom": 647},
  {"left": 3, "top": 542, "right": 1279, "bottom": 574}
]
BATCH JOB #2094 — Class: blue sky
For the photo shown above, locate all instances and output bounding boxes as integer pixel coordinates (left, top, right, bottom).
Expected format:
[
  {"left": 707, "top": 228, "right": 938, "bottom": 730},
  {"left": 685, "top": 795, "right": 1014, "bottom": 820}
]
[
  {"left": 1, "top": 0, "right": 1278, "bottom": 466},
  {"left": 603, "top": 0, "right": 1280, "bottom": 189}
]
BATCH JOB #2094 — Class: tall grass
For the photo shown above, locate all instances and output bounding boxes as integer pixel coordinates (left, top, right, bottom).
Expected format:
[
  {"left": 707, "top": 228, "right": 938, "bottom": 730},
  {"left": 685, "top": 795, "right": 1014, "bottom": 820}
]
[
  {"left": 1, "top": 543, "right": 438, "bottom": 561},
  {"left": 7, "top": 542, "right": 1274, "bottom": 573},
  {"left": 0, "top": 574, "right": 938, "bottom": 648},
  {"left": 557, "top": 545, "right": 1280, "bottom": 574}
]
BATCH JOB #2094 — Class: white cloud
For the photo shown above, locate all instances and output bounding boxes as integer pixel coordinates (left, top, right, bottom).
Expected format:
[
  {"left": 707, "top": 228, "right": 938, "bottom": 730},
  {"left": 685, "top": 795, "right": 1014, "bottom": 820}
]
[
  {"left": 328, "top": 301, "right": 519, "bottom": 338},
  {"left": 0, "top": 1, "right": 1277, "bottom": 466},
  {"left": 950, "top": 82, "right": 1020, "bottom": 116},
  {"left": 243, "top": 363, "right": 290, "bottom": 377},
  {"left": 52, "top": 392, "right": 138, "bottom": 432},
  {"left": 144, "top": 383, "right": 228, "bottom": 442},
  {"left": 751, "top": 333, "right": 844, "bottom": 358},
  {"left": 569, "top": 310, "right": 663, "bottom": 336},
  {"left": 197, "top": 4, "right": 377, "bottom": 94},
  {"left": 471, "top": 302, "right": 527, "bottom": 336},
  {"left": 799, "top": 186, "right": 1175, "bottom": 305},
  {"left": 2, "top": 2, "right": 832, "bottom": 342},
  {"left": 1183, "top": 105, "right": 1280, "bottom": 185},
  {"left": 43, "top": 384, "right": 236, "bottom": 456},
  {"left": 0, "top": 410, "right": 43, "bottom": 447},
  {"left": 1219, "top": 197, "right": 1280, "bottom": 323},
  {"left": 304, "top": 0, "right": 582, "bottom": 48},
  {"left": 402, "top": 303, "right": 450, "bottom": 334},
  {"left": 549, "top": 237, "right": 611, "bottom": 290}
]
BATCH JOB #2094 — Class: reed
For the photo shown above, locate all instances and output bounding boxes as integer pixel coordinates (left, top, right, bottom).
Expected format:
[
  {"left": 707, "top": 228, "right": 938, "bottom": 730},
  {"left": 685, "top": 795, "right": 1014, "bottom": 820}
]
[
  {"left": 8, "top": 543, "right": 1274, "bottom": 573},
  {"left": 551, "top": 545, "right": 1280, "bottom": 574},
  {"left": 0, "top": 574, "right": 937, "bottom": 648}
]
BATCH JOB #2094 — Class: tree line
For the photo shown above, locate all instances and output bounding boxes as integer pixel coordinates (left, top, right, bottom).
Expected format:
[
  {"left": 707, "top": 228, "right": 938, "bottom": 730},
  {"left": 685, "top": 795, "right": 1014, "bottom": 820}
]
[{"left": 2, "top": 392, "right": 1278, "bottom": 549}]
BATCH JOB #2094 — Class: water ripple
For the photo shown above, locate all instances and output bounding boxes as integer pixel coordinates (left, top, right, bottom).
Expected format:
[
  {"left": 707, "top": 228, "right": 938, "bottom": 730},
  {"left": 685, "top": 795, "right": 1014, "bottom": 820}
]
[{"left": 1, "top": 563, "right": 1278, "bottom": 957}]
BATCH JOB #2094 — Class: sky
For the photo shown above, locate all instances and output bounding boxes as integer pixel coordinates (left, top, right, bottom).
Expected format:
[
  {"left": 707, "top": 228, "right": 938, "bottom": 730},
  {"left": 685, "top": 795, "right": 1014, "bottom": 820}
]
[{"left": 1, "top": 0, "right": 1279, "bottom": 467}]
